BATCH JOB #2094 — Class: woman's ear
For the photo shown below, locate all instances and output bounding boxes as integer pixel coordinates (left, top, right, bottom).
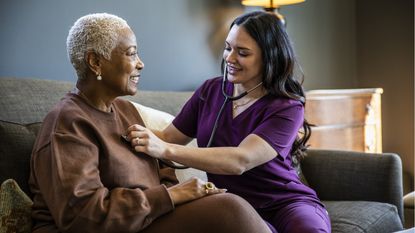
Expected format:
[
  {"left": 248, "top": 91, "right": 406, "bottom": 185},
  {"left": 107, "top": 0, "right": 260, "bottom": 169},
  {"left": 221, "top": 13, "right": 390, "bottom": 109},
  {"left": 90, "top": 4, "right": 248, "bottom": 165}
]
[{"left": 85, "top": 51, "right": 101, "bottom": 75}]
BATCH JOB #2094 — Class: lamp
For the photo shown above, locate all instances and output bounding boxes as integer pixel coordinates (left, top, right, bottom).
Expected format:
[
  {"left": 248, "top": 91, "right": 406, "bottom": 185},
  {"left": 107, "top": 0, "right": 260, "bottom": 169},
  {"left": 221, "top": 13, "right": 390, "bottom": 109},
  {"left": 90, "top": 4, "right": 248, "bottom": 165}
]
[{"left": 241, "top": 0, "right": 305, "bottom": 25}]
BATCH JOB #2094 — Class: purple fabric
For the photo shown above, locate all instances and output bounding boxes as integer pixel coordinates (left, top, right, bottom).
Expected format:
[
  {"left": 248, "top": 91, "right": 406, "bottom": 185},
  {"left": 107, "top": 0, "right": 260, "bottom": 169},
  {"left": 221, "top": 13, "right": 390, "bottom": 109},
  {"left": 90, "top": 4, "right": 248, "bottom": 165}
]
[
  {"left": 260, "top": 201, "right": 331, "bottom": 233},
  {"left": 173, "top": 77, "right": 323, "bottom": 210}
]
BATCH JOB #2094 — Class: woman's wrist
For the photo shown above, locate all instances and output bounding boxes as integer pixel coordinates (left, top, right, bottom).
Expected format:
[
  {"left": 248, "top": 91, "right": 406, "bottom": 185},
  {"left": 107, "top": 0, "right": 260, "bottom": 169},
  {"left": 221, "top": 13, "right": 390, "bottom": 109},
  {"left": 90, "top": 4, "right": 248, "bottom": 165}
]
[{"left": 163, "top": 143, "right": 175, "bottom": 160}]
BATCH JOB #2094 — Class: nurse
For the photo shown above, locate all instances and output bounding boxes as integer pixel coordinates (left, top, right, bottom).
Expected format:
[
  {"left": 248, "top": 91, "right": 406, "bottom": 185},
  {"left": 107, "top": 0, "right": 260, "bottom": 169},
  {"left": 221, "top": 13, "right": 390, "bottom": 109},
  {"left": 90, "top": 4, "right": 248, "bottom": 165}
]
[{"left": 127, "top": 11, "right": 331, "bottom": 233}]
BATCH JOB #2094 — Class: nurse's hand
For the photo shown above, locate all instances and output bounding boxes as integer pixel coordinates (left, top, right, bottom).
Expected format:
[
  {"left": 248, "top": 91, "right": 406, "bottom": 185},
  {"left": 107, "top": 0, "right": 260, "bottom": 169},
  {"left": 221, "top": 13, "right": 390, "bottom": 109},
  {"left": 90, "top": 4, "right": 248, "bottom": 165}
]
[
  {"left": 167, "top": 178, "right": 226, "bottom": 206},
  {"left": 126, "top": 124, "right": 168, "bottom": 159}
]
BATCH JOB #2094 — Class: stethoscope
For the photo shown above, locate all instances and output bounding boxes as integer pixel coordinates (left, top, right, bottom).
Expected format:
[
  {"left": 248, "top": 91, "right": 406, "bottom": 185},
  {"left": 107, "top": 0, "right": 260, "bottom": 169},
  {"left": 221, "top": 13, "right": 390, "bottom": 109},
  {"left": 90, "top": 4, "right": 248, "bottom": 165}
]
[
  {"left": 206, "top": 63, "right": 263, "bottom": 148},
  {"left": 124, "top": 63, "right": 263, "bottom": 170}
]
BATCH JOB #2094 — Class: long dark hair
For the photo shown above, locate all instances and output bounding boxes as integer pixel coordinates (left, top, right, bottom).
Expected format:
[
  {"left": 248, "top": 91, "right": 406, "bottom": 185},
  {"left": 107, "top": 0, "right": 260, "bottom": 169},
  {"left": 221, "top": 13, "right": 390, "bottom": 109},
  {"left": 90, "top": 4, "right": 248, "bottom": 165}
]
[{"left": 223, "top": 11, "right": 311, "bottom": 165}]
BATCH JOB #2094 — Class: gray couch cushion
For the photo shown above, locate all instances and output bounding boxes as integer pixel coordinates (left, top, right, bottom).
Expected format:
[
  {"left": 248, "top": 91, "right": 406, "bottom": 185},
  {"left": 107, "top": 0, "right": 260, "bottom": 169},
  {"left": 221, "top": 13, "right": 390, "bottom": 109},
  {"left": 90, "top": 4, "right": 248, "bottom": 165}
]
[
  {"left": 324, "top": 201, "right": 403, "bottom": 233},
  {"left": 0, "top": 78, "right": 74, "bottom": 124},
  {"left": 0, "top": 120, "right": 42, "bottom": 196}
]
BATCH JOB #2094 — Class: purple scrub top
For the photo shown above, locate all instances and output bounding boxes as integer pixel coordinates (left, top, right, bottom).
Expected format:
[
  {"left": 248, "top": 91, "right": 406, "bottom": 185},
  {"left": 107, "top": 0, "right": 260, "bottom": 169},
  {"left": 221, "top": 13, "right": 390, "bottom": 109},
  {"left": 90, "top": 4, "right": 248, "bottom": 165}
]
[{"left": 173, "top": 77, "right": 322, "bottom": 210}]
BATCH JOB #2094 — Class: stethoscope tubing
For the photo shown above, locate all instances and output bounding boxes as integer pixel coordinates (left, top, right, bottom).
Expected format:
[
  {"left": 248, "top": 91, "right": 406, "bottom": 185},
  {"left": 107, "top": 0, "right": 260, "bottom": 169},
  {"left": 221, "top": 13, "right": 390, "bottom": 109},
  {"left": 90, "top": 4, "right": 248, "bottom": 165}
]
[{"left": 140, "top": 64, "right": 256, "bottom": 169}]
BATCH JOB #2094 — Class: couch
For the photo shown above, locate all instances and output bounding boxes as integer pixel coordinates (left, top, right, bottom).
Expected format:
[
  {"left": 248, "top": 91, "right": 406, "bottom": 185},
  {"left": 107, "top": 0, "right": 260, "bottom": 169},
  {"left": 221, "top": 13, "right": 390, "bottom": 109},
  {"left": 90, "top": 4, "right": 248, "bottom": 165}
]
[{"left": 0, "top": 77, "right": 405, "bottom": 233}]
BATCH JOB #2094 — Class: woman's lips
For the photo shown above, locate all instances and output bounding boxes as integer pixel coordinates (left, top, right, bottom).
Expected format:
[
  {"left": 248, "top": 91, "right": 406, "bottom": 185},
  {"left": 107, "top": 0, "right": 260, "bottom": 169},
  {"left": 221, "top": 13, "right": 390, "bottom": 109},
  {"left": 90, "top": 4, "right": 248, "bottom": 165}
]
[
  {"left": 130, "top": 75, "right": 140, "bottom": 84},
  {"left": 227, "top": 66, "right": 240, "bottom": 75}
]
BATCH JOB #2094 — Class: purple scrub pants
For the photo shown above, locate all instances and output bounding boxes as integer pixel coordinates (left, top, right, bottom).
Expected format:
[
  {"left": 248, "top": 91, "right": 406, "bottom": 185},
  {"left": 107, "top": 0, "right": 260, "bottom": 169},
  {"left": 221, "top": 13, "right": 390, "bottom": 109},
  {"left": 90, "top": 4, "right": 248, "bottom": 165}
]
[{"left": 260, "top": 201, "right": 331, "bottom": 233}]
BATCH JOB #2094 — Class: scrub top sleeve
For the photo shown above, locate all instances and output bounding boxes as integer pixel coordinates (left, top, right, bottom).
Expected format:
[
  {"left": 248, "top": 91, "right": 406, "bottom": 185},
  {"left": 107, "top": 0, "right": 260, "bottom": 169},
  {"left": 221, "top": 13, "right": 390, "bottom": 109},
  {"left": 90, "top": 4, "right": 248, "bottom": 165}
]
[
  {"left": 252, "top": 104, "right": 304, "bottom": 160},
  {"left": 172, "top": 84, "right": 204, "bottom": 138}
]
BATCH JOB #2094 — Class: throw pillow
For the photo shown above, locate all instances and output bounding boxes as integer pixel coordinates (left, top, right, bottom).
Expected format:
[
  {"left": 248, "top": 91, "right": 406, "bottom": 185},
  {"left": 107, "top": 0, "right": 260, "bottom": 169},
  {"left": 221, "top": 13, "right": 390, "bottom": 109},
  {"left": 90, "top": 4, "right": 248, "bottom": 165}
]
[
  {"left": 130, "top": 101, "right": 175, "bottom": 131},
  {"left": 0, "top": 120, "right": 42, "bottom": 196},
  {"left": 0, "top": 179, "right": 33, "bottom": 233}
]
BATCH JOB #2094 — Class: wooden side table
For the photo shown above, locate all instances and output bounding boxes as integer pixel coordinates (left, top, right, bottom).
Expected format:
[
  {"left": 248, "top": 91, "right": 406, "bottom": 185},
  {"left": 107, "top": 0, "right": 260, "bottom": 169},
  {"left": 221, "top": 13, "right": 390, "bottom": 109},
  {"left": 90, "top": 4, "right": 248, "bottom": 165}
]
[{"left": 305, "top": 88, "right": 383, "bottom": 153}]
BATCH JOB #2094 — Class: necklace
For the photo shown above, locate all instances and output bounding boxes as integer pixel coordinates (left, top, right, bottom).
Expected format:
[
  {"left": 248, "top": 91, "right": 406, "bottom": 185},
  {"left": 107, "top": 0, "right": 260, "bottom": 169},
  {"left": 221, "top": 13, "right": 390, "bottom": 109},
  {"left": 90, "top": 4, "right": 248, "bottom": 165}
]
[
  {"left": 232, "top": 82, "right": 264, "bottom": 110},
  {"left": 233, "top": 98, "right": 255, "bottom": 109}
]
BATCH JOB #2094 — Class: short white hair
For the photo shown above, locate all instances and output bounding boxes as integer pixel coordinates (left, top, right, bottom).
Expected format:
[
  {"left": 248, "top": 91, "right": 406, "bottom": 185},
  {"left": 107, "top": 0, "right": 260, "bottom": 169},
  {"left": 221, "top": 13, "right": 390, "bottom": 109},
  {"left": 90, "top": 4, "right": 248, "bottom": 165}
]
[{"left": 66, "top": 13, "right": 130, "bottom": 80}]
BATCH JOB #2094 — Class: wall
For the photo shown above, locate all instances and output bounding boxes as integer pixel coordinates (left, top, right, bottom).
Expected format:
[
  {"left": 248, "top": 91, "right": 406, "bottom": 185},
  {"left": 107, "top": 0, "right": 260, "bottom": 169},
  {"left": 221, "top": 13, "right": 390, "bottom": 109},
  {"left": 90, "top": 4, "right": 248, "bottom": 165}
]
[
  {"left": 356, "top": 0, "right": 414, "bottom": 193},
  {"left": 0, "top": 0, "right": 356, "bottom": 91},
  {"left": 283, "top": 0, "right": 357, "bottom": 90},
  {"left": 0, "top": 0, "right": 229, "bottom": 91}
]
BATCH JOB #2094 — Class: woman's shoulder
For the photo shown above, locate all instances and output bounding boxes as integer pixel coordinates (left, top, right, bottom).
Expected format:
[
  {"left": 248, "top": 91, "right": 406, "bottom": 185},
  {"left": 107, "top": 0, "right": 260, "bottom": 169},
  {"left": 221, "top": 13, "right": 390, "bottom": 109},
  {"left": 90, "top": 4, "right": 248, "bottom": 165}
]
[
  {"left": 261, "top": 96, "right": 304, "bottom": 116},
  {"left": 43, "top": 93, "right": 97, "bottom": 131},
  {"left": 46, "top": 93, "right": 83, "bottom": 121},
  {"left": 196, "top": 76, "right": 222, "bottom": 91},
  {"left": 34, "top": 94, "right": 90, "bottom": 149},
  {"left": 113, "top": 97, "right": 136, "bottom": 111},
  {"left": 194, "top": 76, "right": 222, "bottom": 97},
  {"left": 266, "top": 95, "right": 303, "bottom": 108}
]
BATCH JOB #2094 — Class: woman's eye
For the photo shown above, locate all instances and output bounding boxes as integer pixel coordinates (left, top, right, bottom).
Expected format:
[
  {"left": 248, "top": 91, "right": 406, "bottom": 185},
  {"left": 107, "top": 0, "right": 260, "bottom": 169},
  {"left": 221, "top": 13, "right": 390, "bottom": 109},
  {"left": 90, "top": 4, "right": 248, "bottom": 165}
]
[
  {"left": 239, "top": 52, "right": 248, "bottom": 57},
  {"left": 224, "top": 46, "right": 231, "bottom": 51},
  {"left": 128, "top": 51, "right": 137, "bottom": 56}
]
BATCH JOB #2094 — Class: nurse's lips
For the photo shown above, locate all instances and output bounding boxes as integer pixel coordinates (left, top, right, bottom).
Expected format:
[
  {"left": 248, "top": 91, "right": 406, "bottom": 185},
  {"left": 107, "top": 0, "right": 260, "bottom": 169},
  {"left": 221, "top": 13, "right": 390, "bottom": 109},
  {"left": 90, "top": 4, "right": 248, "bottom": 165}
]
[{"left": 227, "top": 65, "right": 241, "bottom": 75}]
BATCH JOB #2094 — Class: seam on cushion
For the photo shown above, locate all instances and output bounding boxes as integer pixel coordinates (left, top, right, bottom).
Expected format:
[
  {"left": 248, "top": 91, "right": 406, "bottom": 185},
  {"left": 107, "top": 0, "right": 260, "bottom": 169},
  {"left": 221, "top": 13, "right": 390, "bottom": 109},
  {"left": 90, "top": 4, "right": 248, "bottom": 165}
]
[
  {"left": 334, "top": 204, "right": 398, "bottom": 232},
  {"left": 368, "top": 205, "right": 399, "bottom": 229},
  {"left": 0, "top": 119, "right": 42, "bottom": 126},
  {"left": 333, "top": 219, "right": 366, "bottom": 232}
]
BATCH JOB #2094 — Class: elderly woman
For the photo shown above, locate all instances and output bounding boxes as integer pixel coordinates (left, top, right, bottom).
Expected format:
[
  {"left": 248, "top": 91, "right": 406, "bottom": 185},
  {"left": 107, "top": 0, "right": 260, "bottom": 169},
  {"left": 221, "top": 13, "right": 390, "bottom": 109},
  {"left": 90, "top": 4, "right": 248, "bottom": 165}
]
[{"left": 28, "top": 13, "right": 271, "bottom": 233}]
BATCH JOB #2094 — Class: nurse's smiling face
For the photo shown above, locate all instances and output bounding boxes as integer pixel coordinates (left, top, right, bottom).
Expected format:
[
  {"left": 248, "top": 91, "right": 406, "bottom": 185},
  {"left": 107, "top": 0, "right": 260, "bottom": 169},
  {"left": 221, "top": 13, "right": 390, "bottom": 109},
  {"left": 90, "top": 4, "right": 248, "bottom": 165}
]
[{"left": 223, "top": 25, "right": 263, "bottom": 89}]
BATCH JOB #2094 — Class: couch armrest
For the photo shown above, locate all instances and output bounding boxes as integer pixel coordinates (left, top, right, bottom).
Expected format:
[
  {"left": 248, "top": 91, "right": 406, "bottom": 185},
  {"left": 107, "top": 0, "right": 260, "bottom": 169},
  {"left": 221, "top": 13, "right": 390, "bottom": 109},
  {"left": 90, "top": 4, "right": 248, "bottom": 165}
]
[{"left": 301, "top": 149, "right": 404, "bottom": 221}]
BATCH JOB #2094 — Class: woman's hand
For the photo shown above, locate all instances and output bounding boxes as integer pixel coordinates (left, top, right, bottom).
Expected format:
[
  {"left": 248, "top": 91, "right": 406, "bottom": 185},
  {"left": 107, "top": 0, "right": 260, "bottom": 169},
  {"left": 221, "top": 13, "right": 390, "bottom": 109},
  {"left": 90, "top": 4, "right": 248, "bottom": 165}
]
[
  {"left": 167, "top": 178, "right": 226, "bottom": 206},
  {"left": 126, "top": 124, "right": 168, "bottom": 159}
]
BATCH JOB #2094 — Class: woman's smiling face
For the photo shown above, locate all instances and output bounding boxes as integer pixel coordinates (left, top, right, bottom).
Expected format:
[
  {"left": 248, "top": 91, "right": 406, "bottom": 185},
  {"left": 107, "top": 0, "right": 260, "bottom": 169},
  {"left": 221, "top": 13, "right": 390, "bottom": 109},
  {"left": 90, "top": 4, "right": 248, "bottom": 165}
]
[
  {"left": 223, "top": 25, "right": 263, "bottom": 89},
  {"left": 100, "top": 27, "right": 144, "bottom": 97}
]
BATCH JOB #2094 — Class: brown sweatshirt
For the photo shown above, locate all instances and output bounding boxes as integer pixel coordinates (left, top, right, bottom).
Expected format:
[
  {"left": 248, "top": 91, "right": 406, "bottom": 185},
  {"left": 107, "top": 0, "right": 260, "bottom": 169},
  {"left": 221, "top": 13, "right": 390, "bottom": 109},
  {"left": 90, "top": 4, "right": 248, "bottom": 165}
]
[{"left": 29, "top": 93, "right": 178, "bottom": 233}]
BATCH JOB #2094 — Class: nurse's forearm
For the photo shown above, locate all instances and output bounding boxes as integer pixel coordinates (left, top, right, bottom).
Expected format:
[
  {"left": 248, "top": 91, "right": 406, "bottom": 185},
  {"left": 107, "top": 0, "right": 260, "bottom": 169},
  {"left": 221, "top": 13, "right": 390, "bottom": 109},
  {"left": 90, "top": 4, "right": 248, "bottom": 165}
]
[{"left": 164, "top": 144, "right": 251, "bottom": 175}]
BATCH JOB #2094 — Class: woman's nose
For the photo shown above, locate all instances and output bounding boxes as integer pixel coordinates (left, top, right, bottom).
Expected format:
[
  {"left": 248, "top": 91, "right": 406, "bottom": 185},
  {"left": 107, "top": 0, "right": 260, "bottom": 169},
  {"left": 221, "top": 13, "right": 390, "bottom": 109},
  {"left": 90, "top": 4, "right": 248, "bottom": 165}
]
[
  {"left": 224, "top": 50, "right": 236, "bottom": 64},
  {"left": 136, "top": 57, "right": 144, "bottom": 70}
]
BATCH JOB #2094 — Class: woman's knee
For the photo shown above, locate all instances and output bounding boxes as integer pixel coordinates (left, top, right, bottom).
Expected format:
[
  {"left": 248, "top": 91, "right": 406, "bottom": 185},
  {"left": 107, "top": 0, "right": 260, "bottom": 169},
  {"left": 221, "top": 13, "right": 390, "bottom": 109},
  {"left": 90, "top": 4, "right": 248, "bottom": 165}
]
[
  {"left": 205, "top": 193, "right": 256, "bottom": 217},
  {"left": 143, "top": 193, "right": 271, "bottom": 233},
  {"left": 201, "top": 193, "right": 271, "bottom": 233}
]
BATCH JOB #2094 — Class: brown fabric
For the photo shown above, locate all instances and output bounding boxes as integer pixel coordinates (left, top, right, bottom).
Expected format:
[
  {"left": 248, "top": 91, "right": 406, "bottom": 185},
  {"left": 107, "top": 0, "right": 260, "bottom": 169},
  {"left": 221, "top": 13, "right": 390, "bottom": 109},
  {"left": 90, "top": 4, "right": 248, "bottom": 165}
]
[
  {"left": 141, "top": 193, "right": 271, "bottom": 233},
  {"left": 29, "top": 94, "right": 177, "bottom": 233}
]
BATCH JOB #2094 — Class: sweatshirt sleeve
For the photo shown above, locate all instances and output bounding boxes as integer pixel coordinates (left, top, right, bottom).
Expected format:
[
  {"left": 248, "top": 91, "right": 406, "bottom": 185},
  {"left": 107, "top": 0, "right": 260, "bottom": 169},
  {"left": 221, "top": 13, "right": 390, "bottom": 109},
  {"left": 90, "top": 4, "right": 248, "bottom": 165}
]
[{"left": 31, "top": 132, "right": 174, "bottom": 233}]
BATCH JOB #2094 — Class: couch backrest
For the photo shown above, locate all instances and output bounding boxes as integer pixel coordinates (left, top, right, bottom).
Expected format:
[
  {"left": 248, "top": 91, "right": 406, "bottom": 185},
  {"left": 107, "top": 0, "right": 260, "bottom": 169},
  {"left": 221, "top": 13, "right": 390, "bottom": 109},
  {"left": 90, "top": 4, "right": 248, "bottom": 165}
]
[
  {"left": 0, "top": 77, "right": 193, "bottom": 124},
  {"left": 0, "top": 77, "right": 193, "bottom": 195}
]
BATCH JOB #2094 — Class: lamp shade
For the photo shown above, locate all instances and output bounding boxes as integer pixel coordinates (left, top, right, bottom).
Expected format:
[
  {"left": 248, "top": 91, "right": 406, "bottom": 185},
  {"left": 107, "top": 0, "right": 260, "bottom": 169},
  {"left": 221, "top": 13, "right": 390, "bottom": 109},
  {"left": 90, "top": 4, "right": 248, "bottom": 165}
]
[{"left": 242, "top": 0, "right": 305, "bottom": 8}]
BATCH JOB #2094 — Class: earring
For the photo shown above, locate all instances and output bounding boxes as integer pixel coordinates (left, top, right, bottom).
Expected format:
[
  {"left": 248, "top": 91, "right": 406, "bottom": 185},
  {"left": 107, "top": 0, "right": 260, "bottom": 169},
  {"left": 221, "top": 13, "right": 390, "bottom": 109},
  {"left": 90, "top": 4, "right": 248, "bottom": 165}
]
[{"left": 97, "top": 74, "right": 102, "bottom": 81}]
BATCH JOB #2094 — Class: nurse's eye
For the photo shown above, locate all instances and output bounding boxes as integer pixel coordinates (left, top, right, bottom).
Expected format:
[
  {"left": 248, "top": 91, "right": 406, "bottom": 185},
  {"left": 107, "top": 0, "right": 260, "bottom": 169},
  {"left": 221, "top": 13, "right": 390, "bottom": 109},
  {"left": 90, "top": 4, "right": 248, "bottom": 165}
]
[{"left": 238, "top": 51, "right": 249, "bottom": 57}]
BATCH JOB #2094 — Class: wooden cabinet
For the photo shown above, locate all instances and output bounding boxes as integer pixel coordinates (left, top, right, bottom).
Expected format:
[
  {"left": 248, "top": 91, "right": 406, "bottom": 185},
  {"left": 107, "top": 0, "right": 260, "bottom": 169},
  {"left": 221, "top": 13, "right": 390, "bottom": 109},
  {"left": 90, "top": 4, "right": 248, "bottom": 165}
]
[{"left": 304, "top": 88, "right": 383, "bottom": 153}]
